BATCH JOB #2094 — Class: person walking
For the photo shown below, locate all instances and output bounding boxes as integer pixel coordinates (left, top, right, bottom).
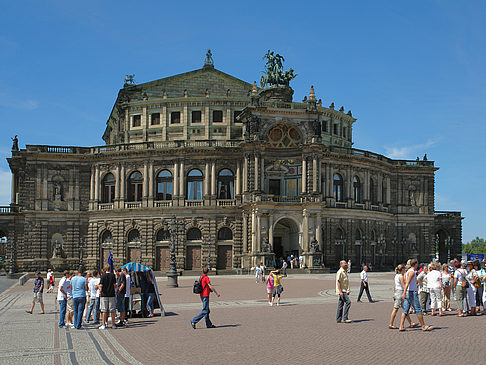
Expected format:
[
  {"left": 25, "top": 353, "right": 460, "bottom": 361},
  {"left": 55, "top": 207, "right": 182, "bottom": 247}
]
[
  {"left": 115, "top": 268, "right": 126, "bottom": 327},
  {"left": 299, "top": 254, "right": 304, "bottom": 269},
  {"left": 270, "top": 270, "right": 285, "bottom": 306},
  {"left": 46, "top": 269, "right": 55, "bottom": 293},
  {"left": 441, "top": 264, "right": 452, "bottom": 312},
  {"left": 357, "top": 265, "right": 374, "bottom": 303},
  {"left": 252, "top": 263, "right": 263, "bottom": 283},
  {"left": 86, "top": 270, "right": 100, "bottom": 324},
  {"left": 98, "top": 265, "right": 117, "bottom": 329},
  {"left": 26, "top": 270, "right": 45, "bottom": 314},
  {"left": 347, "top": 259, "right": 351, "bottom": 273},
  {"left": 281, "top": 259, "right": 288, "bottom": 277},
  {"left": 336, "top": 260, "right": 351, "bottom": 323},
  {"left": 70, "top": 270, "right": 88, "bottom": 329},
  {"left": 57, "top": 271, "right": 70, "bottom": 328},
  {"left": 426, "top": 262, "right": 443, "bottom": 316},
  {"left": 191, "top": 267, "right": 220, "bottom": 329},
  {"left": 389, "top": 264, "right": 417, "bottom": 329},
  {"left": 398, "top": 259, "right": 432, "bottom": 331},
  {"left": 454, "top": 262, "right": 468, "bottom": 316}
]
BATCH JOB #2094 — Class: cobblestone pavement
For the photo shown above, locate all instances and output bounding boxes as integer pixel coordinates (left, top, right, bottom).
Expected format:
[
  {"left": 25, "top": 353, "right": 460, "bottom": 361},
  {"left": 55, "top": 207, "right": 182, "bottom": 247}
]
[{"left": 1, "top": 272, "right": 485, "bottom": 364}]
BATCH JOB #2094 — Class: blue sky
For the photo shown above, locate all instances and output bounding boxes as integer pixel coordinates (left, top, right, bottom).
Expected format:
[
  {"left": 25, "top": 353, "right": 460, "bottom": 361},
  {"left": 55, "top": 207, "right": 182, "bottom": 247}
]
[{"left": 0, "top": 1, "right": 485, "bottom": 242}]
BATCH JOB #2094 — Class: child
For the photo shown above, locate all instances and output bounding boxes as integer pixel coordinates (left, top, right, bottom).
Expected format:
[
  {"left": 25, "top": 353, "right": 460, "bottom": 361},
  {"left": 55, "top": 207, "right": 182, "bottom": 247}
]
[{"left": 266, "top": 273, "right": 274, "bottom": 305}]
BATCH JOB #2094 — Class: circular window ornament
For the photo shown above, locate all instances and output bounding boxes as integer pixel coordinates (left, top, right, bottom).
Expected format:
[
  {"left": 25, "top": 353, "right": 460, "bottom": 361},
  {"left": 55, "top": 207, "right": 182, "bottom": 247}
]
[{"left": 267, "top": 124, "right": 302, "bottom": 147}]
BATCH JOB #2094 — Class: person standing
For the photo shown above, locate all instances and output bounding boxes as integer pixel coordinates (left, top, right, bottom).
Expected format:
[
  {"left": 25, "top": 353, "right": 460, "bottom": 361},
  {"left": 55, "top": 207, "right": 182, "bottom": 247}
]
[
  {"left": 26, "top": 271, "right": 45, "bottom": 314},
  {"left": 266, "top": 273, "right": 274, "bottom": 306},
  {"left": 65, "top": 272, "right": 74, "bottom": 327},
  {"left": 270, "top": 270, "right": 285, "bottom": 306},
  {"left": 46, "top": 269, "right": 55, "bottom": 293},
  {"left": 417, "top": 264, "right": 429, "bottom": 314},
  {"left": 191, "top": 267, "right": 220, "bottom": 329},
  {"left": 123, "top": 267, "right": 131, "bottom": 321},
  {"left": 454, "top": 262, "right": 468, "bottom": 316},
  {"left": 465, "top": 261, "right": 478, "bottom": 316},
  {"left": 281, "top": 259, "right": 288, "bottom": 277},
  {"left": 426, "top": 263, "right": 443, "bottom": 316},
  {"left": 473, "top": 261, "right": 484, "bottom": 313},
  {"left": 115, "top": 268, "right": 126, "bottom": 327},
  {"left": 98, "top": 265, "right": 117, "bottom": 329},
  {"left": 86, "top": 270, "right": 100, "bottom": 323},
  {"left": 146, "top": 271, "right": 156, "bottom": 317},
  {"left": 399, "top": 259, "right": 431, "bottom": 331},
  {"left": 336, "top": 260, "right": 351, "bottom": 323},
  {"left": 347, "top": 259, "right": 351, "bottom": 273},
  {"left": 299, "top": 254, "right": 304, "bottom": 269},
  {"left": 441, "top": 264, "right": 452, "bottom": 312},
  {"left": 57, "top": 271, "right": 70, "bottom": 328},
  {"left": 357, "top": 265, "right": 374, "bottom": 303},
  {"left": 70, "top": 270, "right": 88, "bottom": 329}
]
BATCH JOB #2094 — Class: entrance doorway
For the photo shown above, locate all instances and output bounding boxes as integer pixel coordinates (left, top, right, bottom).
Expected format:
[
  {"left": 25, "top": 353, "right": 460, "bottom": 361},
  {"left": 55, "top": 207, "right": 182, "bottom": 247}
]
[
  {"left": 216, "top": 245, "right": 232, "bottom": 269},
  {"left": 156, "top": 246, "right": 170, "bottom": 271},
  {"left": 273, "top": 217, "right": 300, "bottom": 262},
  {"left": 436, "top": 230, "right": 448, "bottom": 263},
  {"left": 186, "top": 246, "right": 201, "bottom": 270}
]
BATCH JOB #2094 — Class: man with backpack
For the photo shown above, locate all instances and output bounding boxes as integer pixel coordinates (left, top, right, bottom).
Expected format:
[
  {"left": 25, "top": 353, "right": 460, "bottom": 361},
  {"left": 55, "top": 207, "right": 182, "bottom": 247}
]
[{"left": 191, "top": 267, "right": 220, "bottom": 329}]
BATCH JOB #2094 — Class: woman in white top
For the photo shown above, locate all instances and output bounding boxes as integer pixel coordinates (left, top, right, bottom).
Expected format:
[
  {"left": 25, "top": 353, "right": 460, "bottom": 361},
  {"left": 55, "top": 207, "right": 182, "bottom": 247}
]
[
  {"left": 441, "top": 263, "right": 452, "bottom": 312},
  {"left": 465, "top": 261, "right": 478, "bottom": 316},
  {"left": 389, "top": 264, "right": 417, "bottom": 329},
  {"left": 426, "top": 262, "right": 443, "bottom": 316},
  {"left": 454, "top": 263, "right": 468, "bottom": 316}
]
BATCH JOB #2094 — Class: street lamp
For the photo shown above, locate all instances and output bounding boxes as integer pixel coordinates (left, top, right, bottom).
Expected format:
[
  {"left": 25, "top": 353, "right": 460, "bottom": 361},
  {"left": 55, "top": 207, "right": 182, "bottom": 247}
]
[
  {"left": 78, "top": 237, "right": 86, "bottom": 273},
  {"left": 165, "top": 216, "right": 185, "bottom": 288},
  {"left": 392, "top": 237, "right": 397, "bottom": 267}
]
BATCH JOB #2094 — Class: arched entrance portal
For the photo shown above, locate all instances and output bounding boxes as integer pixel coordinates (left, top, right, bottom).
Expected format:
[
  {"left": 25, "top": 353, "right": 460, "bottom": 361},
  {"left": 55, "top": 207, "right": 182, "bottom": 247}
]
[{"left": 273, "top": 218, "right": 300, "bottom": 262}]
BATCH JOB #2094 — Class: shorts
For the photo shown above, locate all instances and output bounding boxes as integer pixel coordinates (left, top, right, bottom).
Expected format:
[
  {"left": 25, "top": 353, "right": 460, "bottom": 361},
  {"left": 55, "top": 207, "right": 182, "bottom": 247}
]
[
  {"left": 272, "top": 286, "right": 283, "bottom": 297},
  {"left": 116, "top": 294, "right": 125, "bottom": 312},
  {"left": 67, "top": 298, "right": 74, "bottom": 314},
  {"left": 393, "top": 290, "right": 404, "bottom": 309},
  {"left": 266, "top": 288, "right": 273, "bottom": 294},
  {"left": 100, "top": 297, "right": 116, "bottom": 313},
  {"left": 33, "top": 292, "right": 43, "bottom": 303},
  {"left": 402, "top": 290, "right": 423, "bottom": 315}
]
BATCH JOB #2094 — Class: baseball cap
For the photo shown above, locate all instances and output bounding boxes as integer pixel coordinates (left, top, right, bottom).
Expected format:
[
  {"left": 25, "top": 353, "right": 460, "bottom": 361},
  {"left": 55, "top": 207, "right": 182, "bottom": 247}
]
[{"left": 35, "top": 270, "right": 41, "bottom": 275}]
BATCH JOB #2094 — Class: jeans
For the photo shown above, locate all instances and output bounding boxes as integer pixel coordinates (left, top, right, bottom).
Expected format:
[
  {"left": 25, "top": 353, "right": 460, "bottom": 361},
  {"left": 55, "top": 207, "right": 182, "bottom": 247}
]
[
  {"left": 58, "top": 299, "right": 67, "bottom": 328},
  {"left": 73, "top": 297, "right": 86, "bottom": 329},
  {"left": 357, "top": 282, "right": 373, "bottom": 302},
  {"left": 191, "top": 296, "right": 212, "bottom": 327},
  {"left": 336, "top": 293, "right": 351, "bottom": 322},
  {"left": 146, "top": 293, "right": 155, "bottom": 312},
  {"left": 85, "top": 297, "right": 96, "bottom": 322},
  {"left": 403, "top": 290, "right": 423, "bottom": 315}
]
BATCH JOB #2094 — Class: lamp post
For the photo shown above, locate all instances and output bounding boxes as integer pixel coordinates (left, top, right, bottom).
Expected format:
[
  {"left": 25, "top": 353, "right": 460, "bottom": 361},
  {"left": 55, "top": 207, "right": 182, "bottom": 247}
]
[
  {"left": 400, "top": 238, "right": 406, "bottom": 264},
  {"left": 165, "top": 216, "right": 185, "bottom": 288},
  {"left": 78, "top": 237, "right": 85, "bottom": 273},
  {"left": 392, "top": 237, "right": 397, "bottom": 267},
  {"left": 377, "top": 236, "right": 385, "bottom": 268},
  {"left": 8, "top": 237, "right": 14, "bottom": 278}
]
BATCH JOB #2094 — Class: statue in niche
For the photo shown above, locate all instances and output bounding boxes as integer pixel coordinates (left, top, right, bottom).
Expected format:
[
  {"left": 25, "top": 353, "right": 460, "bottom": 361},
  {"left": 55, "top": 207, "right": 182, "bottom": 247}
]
[
  {"left": 54, "top": 182, "right": 63, "bottom": 201},
  {"left": 261, "top": 236, "right": 271, "bottom": 253},
  {"left": 11, "top": 135, "right": 19, "bottom": 151},
  {"left": 310, "top": 238, "right": 320, "bottom": 253},
  {"left": 311, "top": 120, "right": 321, "bottom": 136},
  {"left": 408, "top": 185, "right": 416, "bottom": 206},
  {"left": 52, "top": 239, "right": 63, "bottom": 258}
]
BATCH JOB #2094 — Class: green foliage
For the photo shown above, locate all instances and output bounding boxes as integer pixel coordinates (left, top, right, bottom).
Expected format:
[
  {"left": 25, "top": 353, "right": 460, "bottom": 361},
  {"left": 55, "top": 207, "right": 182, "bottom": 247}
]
[{"left": 462, "top": 237, "right": 486, "bottom": 254}]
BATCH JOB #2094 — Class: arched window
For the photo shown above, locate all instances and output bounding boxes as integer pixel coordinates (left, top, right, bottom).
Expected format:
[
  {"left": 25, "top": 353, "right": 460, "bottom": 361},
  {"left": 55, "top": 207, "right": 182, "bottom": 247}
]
[
  {"left": 187, "top": 228, "right": 202, "bottom": 241},
  {"left": 370, "top": 177, "right": 377, "bottom": 205},
  {"left": 156, "top": 170, "right": 173, "bottom": 201},
  {"left": 218, "top": 227, "right": 233, "bottom": 240},
  {"left": 336, "top": 228, "right": 344, "bottom": 240},
  {"left": 128, "top": 229, "right": 141, "bottom": 243},
  {"left": 156, "top": 229, "right": 170, "bottom": 241},
  {"left": 382, "top": 179, "right": 387, "bottom": 204},
  {"left": 353, "top": 176, "right": 361, "bottom": 203},
  {"left": 101, "top": 173, "right": 115, "bottom": 203},
  {"left": 217, "top": 169, "right": 234, "bottom": 199},
  {"left": 186, "top": 169, "right": 203, "bottom": 200},
  {"left": 333, "top": 174, "right": 343, "bottom": 202},
  {"left": 101, "top": 230, "right": 113, "bottom": 244},
  {"left": 127, "top": 171, "right": 143, "bottom": 202},
  {"left": 356, "top": 229, "right": 362, "bottom": 241}
]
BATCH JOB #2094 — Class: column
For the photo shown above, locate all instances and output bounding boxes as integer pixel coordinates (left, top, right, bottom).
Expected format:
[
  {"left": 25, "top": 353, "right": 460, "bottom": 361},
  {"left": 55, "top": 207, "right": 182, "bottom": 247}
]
[
  {"left": 256, "top": 211, "right": 261, "bottom": 252},
  {"left": 204, "top": 162, "right": 210, "bottom": 196},
  {"left": 142, "top": 106, "right": 148, "bottom": 141},
  {"left": 386, "top": 177, "right": 391, "bottom": 204},
  {"left": 301, "top": 157, "right": 307, "bottom": 194},
  {"left": 254, "top": 155, "right": 259, "bottom": 191},
  {"left": 89, "top": 167, "right": 95, "bottom": 201},
  {"left": 312, "top": 156, "right": 317, "bottom": 193},
  {"left": 179, "top": 161, "right": 185, "bottom": 198},
  {"left": 268, "top": 215, "right": 274, "bottom": 252},
  {"left": 243, "top": 155, "right": 248, "bottom": 192},
  {"left": 162, "top": 105, "right": 167, "bottom": 141},
  {"left": 328, "top": 165, "right": 333, "bottom": 197},
  {"left": 148, "top": 161, "right": 154, "bottom": 205},
  {"left": 114, "top": 165, "right": 120, "bottom": 206},
  {"left": 10, "top": 171, "right": 16, "bottom": 204},
  {"left": 316, "top": 215, "right": 322, "bottom": 250},
  {"left": 143, "top": 163, "right": 148, "bottom": 202},
  {"left": 303, "top": 209, "right": 309, "bottom": 252},
  {"left": 173, "top": 162, "right": 179, "bottom": 197},
  {"left": 260, "top": 157, "right": 265, "bottom": 192},
  {"left": 251, "top": 209, "right": 256, "bottom": 253},
  {"left": 124, "top": 109, "right": 129, "bottom": 142},
  {"left": 235, "top": 161, "right": 241, "bottom": 196},
  {"left": 94, "top": 165, "right": 100, "bottom": 204},
  {"left": 120, "top": 165, "right": 125, "bottom": 203},
  {"left": 211, "top": 161, "right": 216, "bottom": 196},
  {"left": 242, "top": 213, "right": 248, "bottom": 254},
  {"left": 377, "top": 174, "right": 383, "bottom": 203}
]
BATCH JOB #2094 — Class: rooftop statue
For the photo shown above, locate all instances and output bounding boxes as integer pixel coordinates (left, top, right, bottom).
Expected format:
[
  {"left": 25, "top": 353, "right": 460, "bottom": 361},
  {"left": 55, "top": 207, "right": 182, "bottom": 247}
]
[
  {"left": 260, "top": 50, "right": 297, "bottom": 87},
  {"left": 204, "top": 49, "right": 214, "bottom": 67},
  {"left": 124, "top": 74, "right": 136, "bottom": 87}
]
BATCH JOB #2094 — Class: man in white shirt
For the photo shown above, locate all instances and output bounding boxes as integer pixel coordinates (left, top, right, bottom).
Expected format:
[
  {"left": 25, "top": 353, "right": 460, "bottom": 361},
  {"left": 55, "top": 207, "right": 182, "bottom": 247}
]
[
  {"left": 85, "top": 270, "right": 100, "bottom": 324},
  {"left": 57, "top": 271, "right": 70, "bottom": 328},
  {"left": 357, "top": 265, "right": 374, "bottom": 302},
  {"left": 123, "top": 268, "right": 131, "bottom": 322}
]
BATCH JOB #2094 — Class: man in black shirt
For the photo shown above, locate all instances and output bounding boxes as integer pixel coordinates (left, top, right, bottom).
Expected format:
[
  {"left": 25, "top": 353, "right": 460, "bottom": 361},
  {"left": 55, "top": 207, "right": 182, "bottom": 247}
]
[
  {"left": 115, "top": 268, "right": 126, "bottom": 327},
  {"left": 96, "top": 265, "right": 117, "bottom": 330}
]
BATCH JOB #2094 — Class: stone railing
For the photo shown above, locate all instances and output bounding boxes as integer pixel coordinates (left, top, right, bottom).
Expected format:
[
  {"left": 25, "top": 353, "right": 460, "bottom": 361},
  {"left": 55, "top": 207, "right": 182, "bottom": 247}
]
[
  {"left": 435, "top": 211, "right": 461, "bottom": 218},
  {"left": 185, "top": 200, "right": 204, "bottom": 207},
  {"left": 125, "top": 202, "right": 142, "bottom": 209},
  {"left": 98, "top": 203, "right": 114, "bottom": 210},
  {"left": 217, "top": 199, "right": 237, "bottom": 207},
  {"left": 0, "top": 206, "right": 19, "bottom": 214},
  {"left": 155, "top": 201, "right": 173, "bottom": 207},
  {"left": 258, "top": 195, "right": 321, "bottom": 203},
  {"left": 25, "top": 145, "right": 90, "bottom": 154}
]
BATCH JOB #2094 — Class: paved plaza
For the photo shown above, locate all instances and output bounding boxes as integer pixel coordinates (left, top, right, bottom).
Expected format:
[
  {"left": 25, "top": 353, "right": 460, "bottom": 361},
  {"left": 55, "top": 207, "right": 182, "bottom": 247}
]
[{"left": 0, "top": 272, "right": 485, "bottom": 364}]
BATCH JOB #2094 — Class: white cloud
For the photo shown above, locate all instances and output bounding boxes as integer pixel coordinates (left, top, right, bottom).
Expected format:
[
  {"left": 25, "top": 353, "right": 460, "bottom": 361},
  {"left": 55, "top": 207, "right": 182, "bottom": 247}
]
[
  {"left": 0, "top": 169, "right": 11, "bottom": 206},
  {"left": 384, "top": 139, "right": 438, "bottom": 160}
]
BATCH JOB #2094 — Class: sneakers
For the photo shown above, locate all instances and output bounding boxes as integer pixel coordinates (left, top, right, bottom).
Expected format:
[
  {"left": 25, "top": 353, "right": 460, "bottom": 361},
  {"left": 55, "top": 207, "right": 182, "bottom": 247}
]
[
  {"left": 207, "top": 324, "right": 216, "bottom": 328},
  {"left": 268, "top": 302, "right": 272, "bottom": 306},
  {"left": 115, "top": 321, "right": 124, "bottom": 327},
  {"left": 147, "top": 314, "right": 154, "bottom": 318},
  {"left": 112, "top": 325, "right": 117, "bottom": 329},
  {"left": 98, "top": 325, "right": 106, "bottom": 330},
  {"left": 191, "top": 321, "right": 196, "bottom": 329},
  {"left": 343, "top": 319, "right": 352, "bottom": 323}
]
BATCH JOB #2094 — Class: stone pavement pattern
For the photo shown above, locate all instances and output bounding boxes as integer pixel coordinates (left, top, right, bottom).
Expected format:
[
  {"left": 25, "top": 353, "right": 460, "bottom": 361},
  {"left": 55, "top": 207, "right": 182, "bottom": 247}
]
[{"left": 0, "top": 272, "right": 485, "bottom": 364}]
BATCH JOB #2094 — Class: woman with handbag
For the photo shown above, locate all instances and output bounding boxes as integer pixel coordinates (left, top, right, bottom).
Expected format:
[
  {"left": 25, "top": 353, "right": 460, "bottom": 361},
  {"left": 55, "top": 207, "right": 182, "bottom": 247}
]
[
  {"left": 441, "top": 263, "right": 452, "bottom": 312},
  {"left": 473, "top": 261, "right": 484, "bottom": 313},
  {"left": 465, "top": 261, "right": 478, "bottom": 316},
  {"left": 453, "top": 262, "right": 468, "bottom": 317}
]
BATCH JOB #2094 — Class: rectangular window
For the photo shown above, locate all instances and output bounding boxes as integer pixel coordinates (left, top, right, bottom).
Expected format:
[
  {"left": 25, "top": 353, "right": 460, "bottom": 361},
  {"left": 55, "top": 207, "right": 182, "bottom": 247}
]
[
  {"left": 151, "top": 113, "right": 160, "bottom": 125},
  {"left": 233, "top": 110, "right": 242, "bottom": 123},
  {"left": 213, "top": 110, "right": 223, "bottom": 123},
  {"left": 171, "top": 111, "right": 181, "bottom": 124},
  {"left": 333, "top": 124, "right": 338, "bottom": 135},
  {"left": 269, "top": 179, "right": 281, "bottom": 196},
  {"left": 192, "top": 110, "right": 202, "bottom": 123},
  {"left": 285, "top": 178, "right": 299, "bottom": 197},
  {"left": 322, "top": 121, "right": 327, "bottom": 132},
  {"left": 132, "top": 115, "right": 141, "bottom": 127}
]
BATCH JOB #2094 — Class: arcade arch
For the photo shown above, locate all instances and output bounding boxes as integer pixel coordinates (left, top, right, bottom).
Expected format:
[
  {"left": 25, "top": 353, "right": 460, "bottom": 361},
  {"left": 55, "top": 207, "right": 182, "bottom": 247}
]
[{"left": 272, "top": 217, "right": 301, "bottom": 260}]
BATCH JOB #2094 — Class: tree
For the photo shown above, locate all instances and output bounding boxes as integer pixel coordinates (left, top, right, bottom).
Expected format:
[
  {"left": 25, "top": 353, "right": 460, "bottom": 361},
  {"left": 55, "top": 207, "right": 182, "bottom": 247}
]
[{"left": 462, "top": 237, "right": 486, "bottom": 254}]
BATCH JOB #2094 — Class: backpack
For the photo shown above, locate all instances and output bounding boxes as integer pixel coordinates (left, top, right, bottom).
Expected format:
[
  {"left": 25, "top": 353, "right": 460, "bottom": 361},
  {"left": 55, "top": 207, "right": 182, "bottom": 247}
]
[{"left": 193, "top": 275, "right": 206, "bottom": 294}]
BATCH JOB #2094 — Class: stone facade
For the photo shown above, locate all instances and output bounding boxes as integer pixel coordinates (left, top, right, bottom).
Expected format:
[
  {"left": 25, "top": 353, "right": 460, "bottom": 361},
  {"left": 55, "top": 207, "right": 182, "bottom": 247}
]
[{"left": 0, "top": 60, "right": 462, "bottom": 272}]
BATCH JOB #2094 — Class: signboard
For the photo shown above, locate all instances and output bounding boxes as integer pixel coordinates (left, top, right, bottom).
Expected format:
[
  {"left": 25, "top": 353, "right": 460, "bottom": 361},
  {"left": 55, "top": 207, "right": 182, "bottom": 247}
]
[{"left": 467, "top": 254, "right": 484, "bottom": 261}]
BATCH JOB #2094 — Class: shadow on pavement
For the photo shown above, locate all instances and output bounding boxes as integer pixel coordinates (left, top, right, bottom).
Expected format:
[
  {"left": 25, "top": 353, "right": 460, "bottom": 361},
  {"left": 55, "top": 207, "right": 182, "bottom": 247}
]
[
  {"left": 163, "top": 312, "right": 178, "bottom": 316},
  {"left": 350, "top": 319, "right": 374, "bottom": 323},
  {"left": 214, "top": 324, "right": 241, "bottom": 328}
]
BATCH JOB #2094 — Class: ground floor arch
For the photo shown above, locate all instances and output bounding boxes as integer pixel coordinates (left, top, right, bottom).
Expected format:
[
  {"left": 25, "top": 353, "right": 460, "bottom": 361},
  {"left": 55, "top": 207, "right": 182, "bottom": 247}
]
[{"left": 272, "top": 217, "right": 301, "bottom": 262}]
